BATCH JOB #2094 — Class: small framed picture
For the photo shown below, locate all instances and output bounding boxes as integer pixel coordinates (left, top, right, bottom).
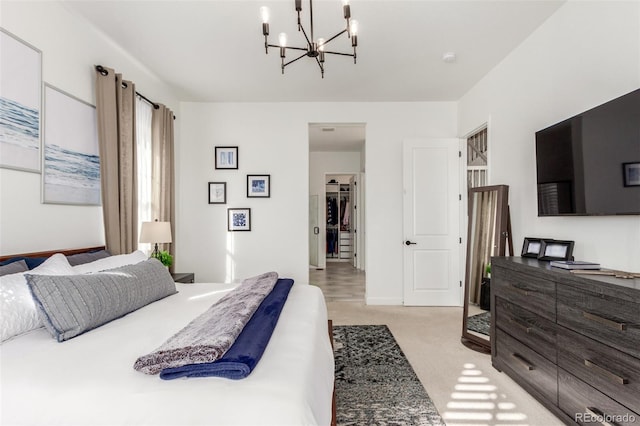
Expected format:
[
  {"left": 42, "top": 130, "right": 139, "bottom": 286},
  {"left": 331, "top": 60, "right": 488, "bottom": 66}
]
[
  {"left": 215, "top": 146, "right": 238, "bottom": 169},
  {"left": 228, "top": 208, "right": 251, "bottom": 231},
  {"left": 538, "top": 239, "right": 574, "bottom": 261},
  {"left": 521, "top": 237, "right": 544, "bottom": 258},
  {"left": 208, "top": 182, "right": 226, "bottom": 204},
  {"left": 247, "top": 174, "right": 270, "bottom": 198},
  {"left": 622, "top": 162, "right": 640, "bottom": 187}
]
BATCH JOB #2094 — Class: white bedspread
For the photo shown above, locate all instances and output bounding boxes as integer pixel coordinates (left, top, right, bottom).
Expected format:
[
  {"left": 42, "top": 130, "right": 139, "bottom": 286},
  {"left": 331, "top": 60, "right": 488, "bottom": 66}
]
[{"left": 0, "top": 282, "right": 334, "bottom": 426}]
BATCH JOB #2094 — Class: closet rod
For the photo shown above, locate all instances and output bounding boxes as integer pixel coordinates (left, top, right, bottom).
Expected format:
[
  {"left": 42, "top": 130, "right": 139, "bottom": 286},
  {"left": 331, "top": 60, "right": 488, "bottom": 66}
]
[{"left": 95, "top": 65, "right": 176, "bottom": 120}]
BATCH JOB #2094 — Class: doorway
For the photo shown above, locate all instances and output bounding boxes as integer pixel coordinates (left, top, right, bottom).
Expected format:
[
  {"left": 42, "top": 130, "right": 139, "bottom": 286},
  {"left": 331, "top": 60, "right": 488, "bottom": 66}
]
[{"left": 308, "top": 123, "right": 366, "bottom": 301}]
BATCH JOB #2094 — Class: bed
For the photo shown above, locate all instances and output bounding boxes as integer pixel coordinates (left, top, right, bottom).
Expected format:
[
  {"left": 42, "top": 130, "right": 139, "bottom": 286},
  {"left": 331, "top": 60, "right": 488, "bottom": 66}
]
[{"left": 0, "top": 247, "right": 335, "bottom": 426}]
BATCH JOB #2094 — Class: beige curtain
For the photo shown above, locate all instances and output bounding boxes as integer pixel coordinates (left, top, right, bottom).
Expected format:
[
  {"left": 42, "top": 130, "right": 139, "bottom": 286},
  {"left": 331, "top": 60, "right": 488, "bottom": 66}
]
[
  {"left": 95, "top": 66, "right": 138, "bottom": 255},
  {"left": 151, "top": 105, "right": 175, "bottom": 270}
]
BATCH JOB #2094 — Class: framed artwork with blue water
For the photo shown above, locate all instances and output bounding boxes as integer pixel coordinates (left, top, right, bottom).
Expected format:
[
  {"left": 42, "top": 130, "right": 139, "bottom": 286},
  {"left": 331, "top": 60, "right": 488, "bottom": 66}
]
[
  {"left": 0, "top": 29, "right": 42, "bottom": 173},
  {"left": 43, "top": 84, "right": 100, "bottom": 206}
]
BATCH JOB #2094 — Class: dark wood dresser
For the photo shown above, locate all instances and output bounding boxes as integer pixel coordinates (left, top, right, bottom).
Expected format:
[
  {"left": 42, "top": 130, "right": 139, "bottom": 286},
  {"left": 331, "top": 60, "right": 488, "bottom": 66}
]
[{"left": 491, "top": 257, "right": 640, "bottom": 425}]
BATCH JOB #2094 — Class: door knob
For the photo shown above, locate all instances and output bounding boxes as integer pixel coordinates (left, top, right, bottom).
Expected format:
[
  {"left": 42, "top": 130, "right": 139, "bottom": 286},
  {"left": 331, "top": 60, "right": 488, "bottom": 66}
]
[{"left": 405, "top": 240, "right": 417, "bottom": 246}]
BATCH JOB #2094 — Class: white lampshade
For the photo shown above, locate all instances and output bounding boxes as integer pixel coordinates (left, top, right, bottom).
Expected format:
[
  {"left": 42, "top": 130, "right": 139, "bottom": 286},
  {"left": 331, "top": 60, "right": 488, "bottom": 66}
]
[{"left": 139, "top": 221, "right": 172, "bottom": 244}]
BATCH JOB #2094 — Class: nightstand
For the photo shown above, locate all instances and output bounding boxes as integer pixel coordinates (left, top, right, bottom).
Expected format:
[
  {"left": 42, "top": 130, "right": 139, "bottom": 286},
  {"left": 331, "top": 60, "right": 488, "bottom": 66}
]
[{"left": 171, "top": 272, "right": 195, "bottom": 283}]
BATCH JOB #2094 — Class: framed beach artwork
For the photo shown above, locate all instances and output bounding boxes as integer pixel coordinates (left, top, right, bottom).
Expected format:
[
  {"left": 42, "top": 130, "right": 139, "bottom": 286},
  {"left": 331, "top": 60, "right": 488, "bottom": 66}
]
[
  {"left": 43, "top": 84, "right": 100, "bottom": 205},
  {"left": 0, "top": 29, "right": 42, "bottom": 172}
]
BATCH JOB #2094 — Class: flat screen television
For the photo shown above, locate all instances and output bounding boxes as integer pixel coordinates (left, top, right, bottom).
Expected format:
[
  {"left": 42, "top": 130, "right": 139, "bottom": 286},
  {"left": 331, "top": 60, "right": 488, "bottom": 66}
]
[{"left": 535, "top": 88, "right": 640, "bottom": 216}]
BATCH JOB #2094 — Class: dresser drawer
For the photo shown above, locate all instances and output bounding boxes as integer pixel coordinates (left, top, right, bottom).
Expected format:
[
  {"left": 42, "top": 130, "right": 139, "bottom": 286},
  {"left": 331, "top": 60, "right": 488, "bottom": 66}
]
[
  {"left": 495, "top": 297, "right": 557, "bottom": 363},
  {"left": 557, "top": 327, "right": 640, "bottom": 415},
  {"left": 492, "top": 267, "right": 556, "bottom": 322},
  {"left": 559, "top": 369, "right": 639, "bottom": 426},
  {"left": 495, "top": 328, "right": 558, "bottom": 403},
  {"left": 557, "top": 284, "right": 640, "bottom": 359}
]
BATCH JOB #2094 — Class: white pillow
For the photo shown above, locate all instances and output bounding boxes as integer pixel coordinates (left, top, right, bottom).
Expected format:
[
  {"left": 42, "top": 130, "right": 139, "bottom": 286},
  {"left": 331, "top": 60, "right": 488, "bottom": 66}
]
[
  {"left": 72, "top": 250, "right": 147, "bottom": 274},
  {"left": 1, "top": 253, "right": 75, "bottom": 342}
]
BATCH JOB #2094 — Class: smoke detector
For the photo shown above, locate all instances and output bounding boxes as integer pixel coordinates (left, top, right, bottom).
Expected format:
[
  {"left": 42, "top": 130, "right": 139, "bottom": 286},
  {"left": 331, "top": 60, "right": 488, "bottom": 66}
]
[{"left": 442, "top": 52, "right": 457, "bottom": 63}]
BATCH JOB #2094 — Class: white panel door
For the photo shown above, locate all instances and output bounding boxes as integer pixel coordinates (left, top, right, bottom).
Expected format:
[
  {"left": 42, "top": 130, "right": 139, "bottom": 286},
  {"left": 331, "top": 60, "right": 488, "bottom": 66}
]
[{"left": 403, "top": 139, "right": 461, "bottom": 306}]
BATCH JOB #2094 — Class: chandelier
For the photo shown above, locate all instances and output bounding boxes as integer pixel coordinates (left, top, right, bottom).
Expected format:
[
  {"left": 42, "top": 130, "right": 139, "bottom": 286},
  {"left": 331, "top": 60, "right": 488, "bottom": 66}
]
[{"left": 260, "top": 0, "right": 359, "bottom": 78}]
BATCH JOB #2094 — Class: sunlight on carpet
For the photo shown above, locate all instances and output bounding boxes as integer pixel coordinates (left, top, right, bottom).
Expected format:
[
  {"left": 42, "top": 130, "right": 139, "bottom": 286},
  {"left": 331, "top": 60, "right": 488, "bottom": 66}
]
[{"left": 443, "top": 362, "right": 530, "bottom": 425}]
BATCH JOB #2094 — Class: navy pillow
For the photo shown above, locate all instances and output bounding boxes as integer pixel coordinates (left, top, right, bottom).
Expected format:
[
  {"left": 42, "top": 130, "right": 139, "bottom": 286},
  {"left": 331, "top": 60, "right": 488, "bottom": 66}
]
[
  {"left": 66, "top": 249, "right": 111, "bottom": 266},
  {"left": 0, "top": 256, "right": 46, "bottom": 270}
]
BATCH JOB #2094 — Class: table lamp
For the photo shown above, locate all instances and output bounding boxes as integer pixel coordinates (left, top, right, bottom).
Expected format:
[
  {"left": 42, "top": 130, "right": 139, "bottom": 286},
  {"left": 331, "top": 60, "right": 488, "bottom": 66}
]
[{"left": 139, "top": 220, "right": 172, "bottom": 258}]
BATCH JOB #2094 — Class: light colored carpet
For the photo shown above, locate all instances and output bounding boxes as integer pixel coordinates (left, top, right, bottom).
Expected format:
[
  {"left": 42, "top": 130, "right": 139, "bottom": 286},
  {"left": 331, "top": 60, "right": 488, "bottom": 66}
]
[{"left": 327, "top": 300, "right": 563, "bottom": 426}]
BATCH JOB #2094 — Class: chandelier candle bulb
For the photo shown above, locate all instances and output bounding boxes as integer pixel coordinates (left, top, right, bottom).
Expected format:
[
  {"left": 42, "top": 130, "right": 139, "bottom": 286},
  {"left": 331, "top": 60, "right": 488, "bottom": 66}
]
[{"left": 260, "top": 6, "right": 270, "bottom": 23}]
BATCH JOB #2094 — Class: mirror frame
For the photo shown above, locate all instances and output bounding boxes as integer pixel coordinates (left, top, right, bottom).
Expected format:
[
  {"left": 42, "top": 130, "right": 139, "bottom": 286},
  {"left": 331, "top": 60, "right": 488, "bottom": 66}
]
[{"left": 461, "top": 184, "right": 510, "bottom": 353}]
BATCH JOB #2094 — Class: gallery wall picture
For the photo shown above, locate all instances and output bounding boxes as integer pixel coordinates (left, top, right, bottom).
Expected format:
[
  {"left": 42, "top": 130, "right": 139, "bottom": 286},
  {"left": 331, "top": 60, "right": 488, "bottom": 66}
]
[
  {"left": 208, "top": 182, "right": 227, "bottom": 204},
  {"left": 43, "top": 84, "right": 100, "bottom": 205},
  {"left": 215, "top": 146, "right": 238, "bottom": 169},
  {"left": 0, "top": 29, "right": 42, "bottom": 173},
  {"left": 228, "top": 208, "right": 251, "bottom": 231},
  {"left": 247, "top": 174, "right": 270, "bottom": 198}
]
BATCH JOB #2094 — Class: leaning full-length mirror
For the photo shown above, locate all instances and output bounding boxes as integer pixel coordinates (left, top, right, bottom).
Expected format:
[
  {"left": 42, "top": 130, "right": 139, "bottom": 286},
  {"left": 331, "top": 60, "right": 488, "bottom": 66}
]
[{"left": 461, "top": 185, "right": 511, "bottom": 352}]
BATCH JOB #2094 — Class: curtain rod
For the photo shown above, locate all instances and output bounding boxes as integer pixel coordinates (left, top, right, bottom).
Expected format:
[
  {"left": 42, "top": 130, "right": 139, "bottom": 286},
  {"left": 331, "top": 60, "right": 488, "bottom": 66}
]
[{"left": 95, "top": 65, "right": 176, "bottom": 120}]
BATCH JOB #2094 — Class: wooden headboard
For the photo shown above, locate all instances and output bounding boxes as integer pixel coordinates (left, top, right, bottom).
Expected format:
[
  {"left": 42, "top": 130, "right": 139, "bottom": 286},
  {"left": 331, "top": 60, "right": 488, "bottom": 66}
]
[{"left": 0, "top": 246, "right": 106, "bottom": 262}]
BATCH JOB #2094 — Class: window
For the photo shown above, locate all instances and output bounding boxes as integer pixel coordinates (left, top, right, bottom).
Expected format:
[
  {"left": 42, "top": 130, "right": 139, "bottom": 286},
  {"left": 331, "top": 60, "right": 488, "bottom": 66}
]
[
  {"left": 136, "top": 96, "right": 153, "bottom": 254},
  {"left": 466, "top": 127, "right": 488, "bottom": 188}
]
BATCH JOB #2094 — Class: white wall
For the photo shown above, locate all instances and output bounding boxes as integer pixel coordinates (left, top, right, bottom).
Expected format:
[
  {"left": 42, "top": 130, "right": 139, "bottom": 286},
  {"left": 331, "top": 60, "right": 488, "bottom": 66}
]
[
  {"left": 178, "top": 102, "right": 457, "bottom": 302},
  {"left": 458, "top": 1, "right": 640, "bottom": 271},
  {"left": 0, "top": 1, "right": 179, "bottom": 255},
  {"left": 310, "top": 152, "right": 361, "bottom": 269}
]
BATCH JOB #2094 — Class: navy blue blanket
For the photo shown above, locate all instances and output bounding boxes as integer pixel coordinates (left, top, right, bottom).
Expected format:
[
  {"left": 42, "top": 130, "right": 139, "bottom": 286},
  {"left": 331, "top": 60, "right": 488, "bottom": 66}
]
[{"left": 159, "top": 279, "right": 294, "bottom": 380}]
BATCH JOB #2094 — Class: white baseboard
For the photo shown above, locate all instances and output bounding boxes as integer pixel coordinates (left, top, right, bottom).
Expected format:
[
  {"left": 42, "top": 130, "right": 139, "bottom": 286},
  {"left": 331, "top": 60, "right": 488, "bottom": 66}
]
[{"left": 365, "top": 297, "right": 403, "bottom": 305}]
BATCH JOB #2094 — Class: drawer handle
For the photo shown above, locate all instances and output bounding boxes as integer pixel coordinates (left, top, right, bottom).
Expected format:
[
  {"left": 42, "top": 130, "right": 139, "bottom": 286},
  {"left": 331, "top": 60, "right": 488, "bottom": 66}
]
[
  {"left": 585, "top": 406, "right": 619, "bottom": 426},
  {"left": 584, "top": 359, "right": 628, "bottom": 385},
  {"left": 511, "top": 353, "right": 534, "bottom": 371},
  {"left": 511, "top": 285, "right": 531, "bottom": 296},
  {"left": 507, "top": 316, "right": 532, "bottom": 334},
  {"left": 582, "top": 311, "right": 627, "bottom": 331}
]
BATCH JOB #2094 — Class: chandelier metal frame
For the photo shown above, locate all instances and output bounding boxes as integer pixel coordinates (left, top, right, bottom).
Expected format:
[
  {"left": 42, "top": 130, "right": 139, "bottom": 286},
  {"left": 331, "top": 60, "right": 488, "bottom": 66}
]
[{"left": 260, "top": 0, "right": 358, "bottom": 78}]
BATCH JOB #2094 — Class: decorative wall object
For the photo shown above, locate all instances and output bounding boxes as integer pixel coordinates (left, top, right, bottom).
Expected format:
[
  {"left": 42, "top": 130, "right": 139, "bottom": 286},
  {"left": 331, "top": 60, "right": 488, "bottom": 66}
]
[
  {"left": 247, "top": 174, "right": 270, "bottom": 198},
  {"left": 215, "top": 146, "right": 238, "bottom": 169},
  {"left": 43, "top": 84, "right": 100, "bottom": 205},
  {"left": 623, "top": 162, "right": 640, "bottom": 187},
  {"left": 208, "top": 182, "right": 226, "bottom": 204},
  {"left": 0, "top": 29, "right": 42, "bottom": 173},
  {"left": 228, "top": 208, "right": 251, "bottom": 231}
]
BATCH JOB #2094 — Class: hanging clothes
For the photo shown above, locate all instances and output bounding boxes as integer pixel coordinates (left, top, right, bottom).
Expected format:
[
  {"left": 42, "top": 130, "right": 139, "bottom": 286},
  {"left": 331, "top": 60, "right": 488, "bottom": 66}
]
[
  {"left": 327, "top": 197, "right": 339, "bottom": 225},
  {"left": 326, "top": 228, "right": 339, "bottom": 256},
  {"left": 342, "top": 200, "right": 350, "bottom": 227}
]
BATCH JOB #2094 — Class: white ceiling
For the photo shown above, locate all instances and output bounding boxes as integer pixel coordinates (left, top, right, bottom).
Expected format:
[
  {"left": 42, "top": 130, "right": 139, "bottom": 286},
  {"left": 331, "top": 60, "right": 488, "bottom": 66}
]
[
  {"left": 61, "top": 0, "right": 565, "bottom": 104},
  {"left": 60, "top": 0, "right": 564, "bottom": 152}
]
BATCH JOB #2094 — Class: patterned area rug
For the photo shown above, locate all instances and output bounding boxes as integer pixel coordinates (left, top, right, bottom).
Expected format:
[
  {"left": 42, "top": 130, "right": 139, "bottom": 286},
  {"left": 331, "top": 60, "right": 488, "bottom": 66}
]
[
  {"left": 467, "top": 311, "right": 490, "bottom": 336},
  {"left": 333, "top": 325, "right": 446, "bottom": 426}
]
